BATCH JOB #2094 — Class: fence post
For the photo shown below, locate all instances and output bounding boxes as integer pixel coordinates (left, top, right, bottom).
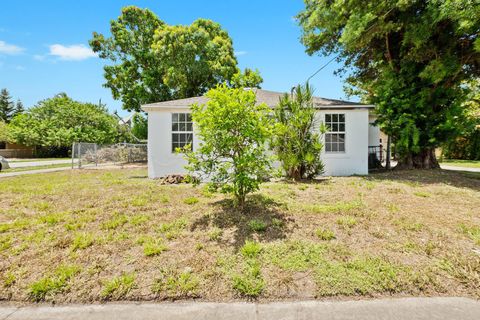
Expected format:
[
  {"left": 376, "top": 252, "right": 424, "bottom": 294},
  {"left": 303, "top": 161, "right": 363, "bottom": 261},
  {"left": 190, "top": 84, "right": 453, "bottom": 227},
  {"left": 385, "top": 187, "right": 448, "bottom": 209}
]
[
  {"left": 128, "top": 146, "right": 132, "bottom": 163},
  {"left": 71, "top": 142, "right": 75, "bottom": 169},
  {"left": 94, "top": 143, "right": 98, "bottom": 167},
  {"left": 78, "top": 143, "right": 82, "bottom": 169}
]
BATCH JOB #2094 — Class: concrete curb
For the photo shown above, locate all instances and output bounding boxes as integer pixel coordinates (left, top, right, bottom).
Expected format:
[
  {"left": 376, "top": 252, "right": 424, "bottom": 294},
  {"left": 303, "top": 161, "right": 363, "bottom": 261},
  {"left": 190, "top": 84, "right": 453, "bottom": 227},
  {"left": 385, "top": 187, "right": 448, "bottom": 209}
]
[{"left": 1, "top": 297, "right": 479, "bottom": 320}]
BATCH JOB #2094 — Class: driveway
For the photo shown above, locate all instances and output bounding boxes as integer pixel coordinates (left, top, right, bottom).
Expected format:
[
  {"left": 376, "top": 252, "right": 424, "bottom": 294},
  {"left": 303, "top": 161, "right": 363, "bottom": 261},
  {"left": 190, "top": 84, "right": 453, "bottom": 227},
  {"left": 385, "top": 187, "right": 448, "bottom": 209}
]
[{"left": 0, "top": 298, "right": 479, "bottom": 320}]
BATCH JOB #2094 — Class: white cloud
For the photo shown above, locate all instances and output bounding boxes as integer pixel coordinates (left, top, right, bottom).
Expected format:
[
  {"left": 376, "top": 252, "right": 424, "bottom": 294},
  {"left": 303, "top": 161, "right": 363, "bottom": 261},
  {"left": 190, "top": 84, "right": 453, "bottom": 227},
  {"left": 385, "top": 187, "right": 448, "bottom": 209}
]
[
  {"left": 234, "top": 50, "right": 247, "bottom": 56},
  {"left": 0, "top": 40, "right": 24, "bottom": 55},
  {"left": 15, "top": 65, "right": 26, "bottom": 71},
  {"left": 33, "top": 54, "right": 46, "bottom": 61},
  {"left": 49, "top": 44, "right": 97, "bottom": 61}
]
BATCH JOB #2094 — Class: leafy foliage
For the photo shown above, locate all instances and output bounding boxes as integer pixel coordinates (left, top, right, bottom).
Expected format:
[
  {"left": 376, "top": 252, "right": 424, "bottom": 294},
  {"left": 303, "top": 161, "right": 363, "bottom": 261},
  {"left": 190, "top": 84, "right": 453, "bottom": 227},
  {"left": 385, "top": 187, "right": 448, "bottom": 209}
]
[
  {"left": 297, "top": 0, "right": 480, "bottom": 168},
  {"left": 185, "top": 85, "right": 272, "bottom": 206},
  {"left": 230, "top": 68, "right": 263, "bottom": 88},
  {"left": 0, "top": 121, "right": 9, "bottom": 142},
  {"left": 90, "top": 6, "right": 238, "bottom": 112},
  {"left": 271, "top": 84, "right": 325, "bottom": 179},
  {"left": 8, "top": 94, "right": 125, "bottom": 147},
  {"left": 443, "top": 80, "right": 480, "bottom": 160},
  {"left": 131, "top": 113, "right": 148, "bottom": 140}
]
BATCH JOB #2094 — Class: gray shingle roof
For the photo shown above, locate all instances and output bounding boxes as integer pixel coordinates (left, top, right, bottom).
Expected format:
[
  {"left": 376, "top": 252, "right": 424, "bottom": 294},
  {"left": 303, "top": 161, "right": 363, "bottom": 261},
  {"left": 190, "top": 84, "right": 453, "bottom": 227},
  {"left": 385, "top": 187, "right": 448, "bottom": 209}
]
[{"left": 142, "top": 88, "right": 372, "bottom": 110}]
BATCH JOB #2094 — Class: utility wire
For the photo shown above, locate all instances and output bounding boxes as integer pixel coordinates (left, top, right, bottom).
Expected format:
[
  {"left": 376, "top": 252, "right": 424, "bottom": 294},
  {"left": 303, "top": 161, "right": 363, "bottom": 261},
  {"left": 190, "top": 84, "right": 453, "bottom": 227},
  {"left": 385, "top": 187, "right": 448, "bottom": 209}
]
[{"left": 306, "top": 5, "right": 395, "bottom": 82}]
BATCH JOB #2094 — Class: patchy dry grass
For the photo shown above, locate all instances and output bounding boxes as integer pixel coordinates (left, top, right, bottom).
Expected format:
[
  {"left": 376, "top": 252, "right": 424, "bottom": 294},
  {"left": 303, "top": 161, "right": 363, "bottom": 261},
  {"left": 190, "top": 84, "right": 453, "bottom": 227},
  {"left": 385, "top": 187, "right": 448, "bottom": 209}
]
[{"left": 0, "top": 167, "right": 479, "bottom": 303}]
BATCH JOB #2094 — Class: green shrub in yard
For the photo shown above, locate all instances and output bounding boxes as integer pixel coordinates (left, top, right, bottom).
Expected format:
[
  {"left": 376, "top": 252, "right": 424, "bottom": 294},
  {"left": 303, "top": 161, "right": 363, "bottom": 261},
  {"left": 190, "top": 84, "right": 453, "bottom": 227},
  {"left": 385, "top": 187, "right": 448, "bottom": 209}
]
[
  {"left": 71, "top": 232, "right": 94, "bottom": 251},
  {"left": 29, "top": 265, "right": 80, "bottom": 301},
  {"left": 152, "top": 269, "right": 200, "bottom": 297},
  {"left": 240, "top": 240, "right": 262, "bottom": 258},
  {"left": 183, "top": 197, "right": 199, "bottom": 205},
  {"left": 101, "top": 273, "right": 136, "bottom": 299},
  {"left": 232, "top": 260, "right": 265, "bottom": 298},
  {"left": 248, "top": 219, "right": 267, "bottom": 232},
  {"left": 315, "top": 228, "right": 336, "bottom": 241}
]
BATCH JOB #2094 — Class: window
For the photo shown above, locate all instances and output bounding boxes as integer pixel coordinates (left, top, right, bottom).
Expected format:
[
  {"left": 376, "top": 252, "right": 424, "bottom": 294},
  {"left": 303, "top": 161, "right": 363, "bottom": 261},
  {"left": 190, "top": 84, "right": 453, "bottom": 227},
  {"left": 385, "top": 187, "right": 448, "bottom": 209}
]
[
  {"left": 172, "top": 113, "right": 193, "bottom": 152},
  {"left": 325, "top": 113, "right": 345, "bottom": 152}
]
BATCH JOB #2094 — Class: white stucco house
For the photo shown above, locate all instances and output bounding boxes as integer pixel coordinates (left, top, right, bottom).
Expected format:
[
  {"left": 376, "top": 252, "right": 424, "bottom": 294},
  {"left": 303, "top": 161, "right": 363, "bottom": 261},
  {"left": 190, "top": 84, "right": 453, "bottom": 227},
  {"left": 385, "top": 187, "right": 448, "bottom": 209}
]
[{"left": 142, "top": 89, "right": 380, "bottom": 179}]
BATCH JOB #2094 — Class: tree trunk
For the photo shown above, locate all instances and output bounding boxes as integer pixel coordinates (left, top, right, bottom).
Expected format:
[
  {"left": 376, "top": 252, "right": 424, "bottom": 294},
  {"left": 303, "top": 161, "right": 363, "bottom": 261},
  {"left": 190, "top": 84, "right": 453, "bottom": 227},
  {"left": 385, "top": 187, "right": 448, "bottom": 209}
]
[
  {"left": 397, "top": 147, "right": 440, "bottom": 169},
  {"left": 386, "top": 135, "right": 391, "bottom": 170}
]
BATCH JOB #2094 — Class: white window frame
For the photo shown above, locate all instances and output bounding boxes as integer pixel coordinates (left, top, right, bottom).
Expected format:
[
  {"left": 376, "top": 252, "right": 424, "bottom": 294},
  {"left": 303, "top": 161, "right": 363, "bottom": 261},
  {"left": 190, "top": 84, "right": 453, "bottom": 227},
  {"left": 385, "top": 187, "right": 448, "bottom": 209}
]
[
  {"left": 324, "top": 113, "right": 346, "bottom": 153},
  {"left": 171, "top": 112, "right": 193, "bottom": 153}
]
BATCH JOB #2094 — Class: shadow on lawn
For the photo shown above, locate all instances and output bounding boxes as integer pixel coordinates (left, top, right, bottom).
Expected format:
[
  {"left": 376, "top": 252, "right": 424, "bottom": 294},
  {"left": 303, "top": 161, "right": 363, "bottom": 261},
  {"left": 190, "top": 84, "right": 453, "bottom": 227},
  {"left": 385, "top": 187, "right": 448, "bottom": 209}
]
[
  {"left": 191, "top": 194, "right": 295, "bottom": 250},
  {"left": 367, "top": 168, "right": 480, "bottom": 191}
]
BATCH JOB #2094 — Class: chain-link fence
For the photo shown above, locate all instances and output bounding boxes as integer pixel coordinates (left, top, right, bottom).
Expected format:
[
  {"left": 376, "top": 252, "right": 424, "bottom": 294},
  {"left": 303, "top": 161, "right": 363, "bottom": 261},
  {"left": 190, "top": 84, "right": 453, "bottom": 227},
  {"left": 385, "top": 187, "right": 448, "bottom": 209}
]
[{"left": 71, "top": 142, "right": 147, "bottom": 168}]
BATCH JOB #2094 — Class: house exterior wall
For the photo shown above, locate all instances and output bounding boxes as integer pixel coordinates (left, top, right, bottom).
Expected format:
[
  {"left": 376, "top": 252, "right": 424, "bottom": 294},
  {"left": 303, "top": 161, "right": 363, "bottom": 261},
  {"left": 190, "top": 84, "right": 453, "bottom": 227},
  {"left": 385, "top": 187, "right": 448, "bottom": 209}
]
[
  {"left": 368, "top": 114, "right": 381, "bottom": 147},
  {"left": 146, "top": 107, "right": 371, "bottom": 178}
]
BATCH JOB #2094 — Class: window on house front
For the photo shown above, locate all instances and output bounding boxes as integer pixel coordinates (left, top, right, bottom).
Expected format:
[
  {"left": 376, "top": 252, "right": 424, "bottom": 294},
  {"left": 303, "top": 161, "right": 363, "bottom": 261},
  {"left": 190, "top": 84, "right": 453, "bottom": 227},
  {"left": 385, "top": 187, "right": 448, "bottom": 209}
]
[
  {"left": 172, "top": 113, "right": 193, "bottom": 152},
  {"left": 325, "top": 113, "right": 345, "bottom": 152}
]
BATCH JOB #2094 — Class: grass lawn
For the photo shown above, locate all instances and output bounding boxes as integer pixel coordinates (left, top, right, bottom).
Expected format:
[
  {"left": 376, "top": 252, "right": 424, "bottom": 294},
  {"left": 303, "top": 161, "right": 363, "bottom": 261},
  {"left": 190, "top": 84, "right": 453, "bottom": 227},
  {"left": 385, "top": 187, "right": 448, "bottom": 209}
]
[
  {"left": 440, "top": 159, "right": 480, "bottom": 169},
  {"left": 0, "top": 168, "right": 479, "bottom": 302},
  {"left": 0, "top": 163, "right": 72, "bottom": 174}
]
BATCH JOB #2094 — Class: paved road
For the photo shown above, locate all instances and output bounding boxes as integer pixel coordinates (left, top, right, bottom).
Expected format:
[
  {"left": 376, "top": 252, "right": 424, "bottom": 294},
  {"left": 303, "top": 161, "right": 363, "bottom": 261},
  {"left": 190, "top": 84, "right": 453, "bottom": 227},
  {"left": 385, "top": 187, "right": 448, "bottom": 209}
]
[
  {"left": 8, "top": 159, "right": 73, "bottom": 168},
  {"left": 0, "top": 298, "right": 479, "bottom": 320},
  {"left": 440, "top": 164, "right": 480, "bottom": 173}
]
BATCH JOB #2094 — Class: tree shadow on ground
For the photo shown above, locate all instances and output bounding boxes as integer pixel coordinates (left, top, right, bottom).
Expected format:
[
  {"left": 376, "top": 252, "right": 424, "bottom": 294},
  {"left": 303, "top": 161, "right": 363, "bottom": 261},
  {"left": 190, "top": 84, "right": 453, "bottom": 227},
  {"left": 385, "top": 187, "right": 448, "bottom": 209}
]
[
  {"left": 367, "top": 168, "right": 480, "bottom": 192},
  {"left": 191, "top": 194, "right": 295, "bottom": 250}
]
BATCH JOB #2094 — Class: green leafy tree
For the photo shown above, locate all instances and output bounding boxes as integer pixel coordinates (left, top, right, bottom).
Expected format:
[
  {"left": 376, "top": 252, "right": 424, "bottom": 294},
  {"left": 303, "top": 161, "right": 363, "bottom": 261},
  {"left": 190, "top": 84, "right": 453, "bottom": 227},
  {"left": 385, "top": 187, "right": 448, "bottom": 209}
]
[
  {"left": 0, "top": 120, "right": 9, "bottom": 142},
  {"left": 0, "top": 88, "right": 15, "bottom": 123},
  {"left": 8, "top": 94, "right": 125, "bottom": 148},
  {"left": 131, "top": 113, "right": 148, "bottom": 140},
  {"left": 231, "top": 68, "right": 263, "bottom": 88},
  {"left": 443, "top": 79, "right": 480, "bottom": 160},
  {"left": 90, "top": 6, "right": 238, "bottom": 112},
  {"left": 298, "top": 0, "right": 480, "bottom": 168},
  {"left": 185, "top": 85, "right": 272, "bottom": 206},
  {"left": 271, "top": 83, "right": 326, "bottom": 180}
]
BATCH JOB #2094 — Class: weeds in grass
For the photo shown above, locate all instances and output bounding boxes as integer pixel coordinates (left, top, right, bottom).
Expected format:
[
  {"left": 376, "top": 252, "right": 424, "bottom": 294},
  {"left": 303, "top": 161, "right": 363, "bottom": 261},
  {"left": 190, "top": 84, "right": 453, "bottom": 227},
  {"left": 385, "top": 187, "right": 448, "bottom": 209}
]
[
  {"left": 248, "top": 219, "right": 267, "bottom": 232},
  {"left": 158, "top": 218, "right": 188, "bottom": 239},
  {"left": 394, "top": 218, "right": 423, "bottom": 232},
  {"left": 101, "top": 213, "right": 128, "bottom": 230},
  {"left": 143, "top": 238, "right": 168, "bottom": 256},
  {"left": 241, "top": 240, "right": 262, "bottom": 258},
  {"left": 0, "top": 235, "right": 12, "bottom": 252},
  {"left": 152, "top": 268, "right": 200, "bottom": 297},
  {"left": 314, "top": 257, "right": 402, "bottom": 296},
  {"left": 101, "top": 273, "right": 136, "bottom": 299},
  {"left": 316, "top": 228, "right": 336, "bottom": 241},
  {"left": 271, "top": 218, "right": 284, "bottom": 228},
  {"left": 130, "top": 214, "right": 151, "bottom": 226},
  {"left": 131, "top": 196, "right": 148, "bottom": 207},
  {"left": 208, "top": 227, "right": 223, "bottom": 241},
  {"left": 336, "top": 216, "right": 357, "bottom": 229},
  {"left": 232, "top": 260, "right": 265, "bottom": 298},
  {"left": 3, "top": 271, "right": 16, "bottom": 287},
  {"left": 299, "top": 200, "right": 364, "bottom": 215},
  {"left": 28, "top": 265, "right": 80, "bottom": 301},
  {"left": 183, "top": 197, "right": 199, "bottom": 205},
  {"left": 71, "top": 232, "right": 94, "bottom": 251},
  {"left": 263, "top": 240, "right": 327, "bottom": 272},
  {"left": 0, "top": 219, "right": 30, "bottom": 233},
  {"left": 459, "top": 224, "right": 480, "bottom": 245},
  {"left": 38, "top": 212, "right": 67, "bottom": 225}
]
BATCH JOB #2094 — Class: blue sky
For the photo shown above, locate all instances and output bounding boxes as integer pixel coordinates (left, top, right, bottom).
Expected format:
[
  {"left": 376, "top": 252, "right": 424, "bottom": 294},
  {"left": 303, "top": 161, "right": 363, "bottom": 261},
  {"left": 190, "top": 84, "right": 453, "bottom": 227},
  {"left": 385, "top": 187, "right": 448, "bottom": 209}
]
[{"left": 0, "top": 0, "right": 350, "bottom": 116}]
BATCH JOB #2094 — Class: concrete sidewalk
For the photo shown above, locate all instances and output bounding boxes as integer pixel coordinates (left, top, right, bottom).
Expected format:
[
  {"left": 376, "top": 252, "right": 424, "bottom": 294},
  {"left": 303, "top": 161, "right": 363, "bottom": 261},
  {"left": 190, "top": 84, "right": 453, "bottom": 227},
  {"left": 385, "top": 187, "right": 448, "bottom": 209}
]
[
  {"left": 440, "top": 164, "right": 480, "bottom": 173},
  {"left": 0, "top": 297, "right": 479, "bottom": 320},
  {"left": 9, "top": 159, "right": 74, "bottom": 168}
]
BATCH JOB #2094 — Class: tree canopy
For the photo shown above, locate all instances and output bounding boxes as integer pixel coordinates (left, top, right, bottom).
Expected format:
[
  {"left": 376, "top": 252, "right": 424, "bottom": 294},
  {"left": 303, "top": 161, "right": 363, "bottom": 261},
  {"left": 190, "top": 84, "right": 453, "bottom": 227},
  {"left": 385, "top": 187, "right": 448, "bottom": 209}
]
[
  {"left": 185, "top": 85, "right": 272, "bottom": 206},
  {"left": 8, "top": 94, "right": 125, "bottom": 148},
  {"left": 90, "top": 6, "right": 239, "bottom": 112},
  {"left": 298, "top": 0, "right": 480, "bottom": 168}
]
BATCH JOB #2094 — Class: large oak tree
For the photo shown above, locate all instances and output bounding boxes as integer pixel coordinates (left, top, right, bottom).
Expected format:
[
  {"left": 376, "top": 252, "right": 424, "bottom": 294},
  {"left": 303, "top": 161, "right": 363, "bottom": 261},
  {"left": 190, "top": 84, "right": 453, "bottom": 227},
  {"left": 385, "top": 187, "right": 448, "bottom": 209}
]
[{"left": 298, "top": 0, "right": 480, "bottom": 168}]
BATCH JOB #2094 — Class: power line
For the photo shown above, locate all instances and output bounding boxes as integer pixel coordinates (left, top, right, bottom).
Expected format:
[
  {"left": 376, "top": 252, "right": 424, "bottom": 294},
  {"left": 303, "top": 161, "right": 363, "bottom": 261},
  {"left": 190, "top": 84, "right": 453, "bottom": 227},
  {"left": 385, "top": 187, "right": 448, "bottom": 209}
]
[{"left": 306, "top": 5, "right": 395, "bottom": 82}]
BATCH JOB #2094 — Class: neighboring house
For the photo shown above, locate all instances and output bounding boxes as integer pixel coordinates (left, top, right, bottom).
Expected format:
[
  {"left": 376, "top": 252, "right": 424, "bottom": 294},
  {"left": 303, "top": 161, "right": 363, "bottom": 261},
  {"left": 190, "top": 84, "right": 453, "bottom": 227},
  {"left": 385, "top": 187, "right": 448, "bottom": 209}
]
[
  {"left": 0, "top": 142, "right": 34, "bottom": 158},
  {"left": 142, "top": 89, "right": 381, "bottom": 178}
]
